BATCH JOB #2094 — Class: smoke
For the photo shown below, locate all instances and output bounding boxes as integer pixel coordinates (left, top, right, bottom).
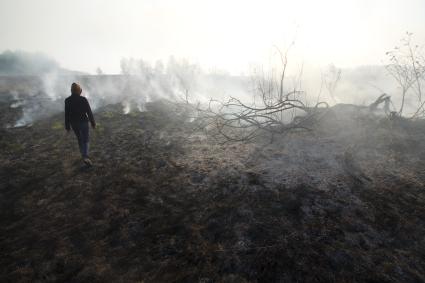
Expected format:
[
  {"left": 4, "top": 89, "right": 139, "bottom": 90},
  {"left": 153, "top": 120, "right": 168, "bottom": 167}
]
[
  {"left": 0, "top": 52, "right": 253, "bottom": 127},
  {"left": 1, "top": 49, "right": 422, "bottom": 128}
]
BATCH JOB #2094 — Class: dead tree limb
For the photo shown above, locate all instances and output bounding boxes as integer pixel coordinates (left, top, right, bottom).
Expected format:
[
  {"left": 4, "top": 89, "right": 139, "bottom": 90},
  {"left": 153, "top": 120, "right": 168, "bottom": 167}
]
[
  {"left": 187, "top": 45, "right": 329, "bottom": 143},
  {"left": 369, "top": 93, "right": 392, "bottom": 113}
]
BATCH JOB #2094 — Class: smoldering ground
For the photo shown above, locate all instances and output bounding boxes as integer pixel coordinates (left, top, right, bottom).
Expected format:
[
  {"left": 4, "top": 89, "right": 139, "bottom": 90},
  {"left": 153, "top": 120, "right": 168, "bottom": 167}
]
[
  {"left": 1, "top": 90, "right": 425, "bottom": 282},
  {"left": 1, "top": 49, "right": 425, "bottom": 282}
]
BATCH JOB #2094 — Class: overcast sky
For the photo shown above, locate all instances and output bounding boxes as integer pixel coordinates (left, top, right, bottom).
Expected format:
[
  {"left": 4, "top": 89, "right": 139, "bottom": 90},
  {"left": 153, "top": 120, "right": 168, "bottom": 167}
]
[{"left": 1, "top": 0, "right": 424, "bottom": 74}]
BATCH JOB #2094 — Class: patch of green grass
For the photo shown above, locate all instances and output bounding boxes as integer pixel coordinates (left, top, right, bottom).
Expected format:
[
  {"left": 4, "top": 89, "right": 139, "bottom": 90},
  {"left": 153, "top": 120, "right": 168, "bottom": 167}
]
[
  {"left": 94, "top": 122, "right": 104, "bottom": 134},
  {"left": 51, "top": 121, "right": 63, "bottom": 130},
  {"left": 129, "top": 110, "right": 142, "bottom": 117},
  {"left": 2, "top": 141, "right": 25, "bottom": 152},
  {"left": 101, "top": 111, "right": 116, "bottom": 118}
]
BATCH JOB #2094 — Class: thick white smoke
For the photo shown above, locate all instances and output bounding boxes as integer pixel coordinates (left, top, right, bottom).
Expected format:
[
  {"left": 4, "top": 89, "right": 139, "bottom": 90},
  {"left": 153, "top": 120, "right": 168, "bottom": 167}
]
[
  {"left": 1, "top": 47, "right": 423, "bottom": 128},
  {"left": 1, "top": 54, "right": 253, "bottom": 127}
]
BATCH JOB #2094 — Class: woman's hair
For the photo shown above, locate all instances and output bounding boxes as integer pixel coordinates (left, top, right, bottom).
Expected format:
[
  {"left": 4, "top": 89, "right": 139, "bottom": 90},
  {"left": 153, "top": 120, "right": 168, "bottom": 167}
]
[{"left": 71, "top": 82, "right": 82, "bottom": 95}]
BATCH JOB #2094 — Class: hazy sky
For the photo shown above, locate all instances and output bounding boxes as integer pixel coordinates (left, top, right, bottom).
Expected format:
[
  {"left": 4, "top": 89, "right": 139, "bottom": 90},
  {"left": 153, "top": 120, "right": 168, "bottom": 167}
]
[{"left": 1, "top": 0, "right": 424, "bottom": 74}]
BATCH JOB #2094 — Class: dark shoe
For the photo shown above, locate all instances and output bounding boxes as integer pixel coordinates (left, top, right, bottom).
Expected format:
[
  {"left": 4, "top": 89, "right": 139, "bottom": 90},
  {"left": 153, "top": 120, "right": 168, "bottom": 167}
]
[{"left": 83, "top": 158, "right": 93, "bottom": 167}]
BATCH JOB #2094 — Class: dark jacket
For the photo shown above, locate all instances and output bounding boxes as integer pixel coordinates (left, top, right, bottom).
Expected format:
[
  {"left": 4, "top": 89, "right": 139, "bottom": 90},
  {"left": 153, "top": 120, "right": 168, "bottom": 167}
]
[{"left": 65, "top": 94, "right": 95, "bottom": 130}]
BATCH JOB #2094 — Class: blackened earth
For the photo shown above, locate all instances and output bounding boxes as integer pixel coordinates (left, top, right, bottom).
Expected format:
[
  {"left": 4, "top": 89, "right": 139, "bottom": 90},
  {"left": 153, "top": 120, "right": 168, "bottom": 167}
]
[{"left": 1, "top": 100, "right": 425, "bottom": 282}]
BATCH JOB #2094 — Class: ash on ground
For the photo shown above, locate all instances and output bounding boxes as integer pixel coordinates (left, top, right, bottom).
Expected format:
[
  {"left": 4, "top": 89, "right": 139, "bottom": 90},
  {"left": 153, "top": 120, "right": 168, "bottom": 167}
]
[{"left": 1, "top": 99, "right": 425, "bottom": 283}]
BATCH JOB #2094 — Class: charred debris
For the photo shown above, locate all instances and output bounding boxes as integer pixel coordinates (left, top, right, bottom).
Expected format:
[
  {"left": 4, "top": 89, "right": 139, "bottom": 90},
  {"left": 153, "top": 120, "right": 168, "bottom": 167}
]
[{"left": 1, "top": 90, "right": 425, "bottom": 282}]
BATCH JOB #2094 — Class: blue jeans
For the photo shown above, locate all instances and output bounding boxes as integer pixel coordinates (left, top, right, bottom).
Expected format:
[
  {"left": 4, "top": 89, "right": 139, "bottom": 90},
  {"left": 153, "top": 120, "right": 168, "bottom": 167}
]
[{"left": 71, "top": 122, "right": 89, "bottom": 158}]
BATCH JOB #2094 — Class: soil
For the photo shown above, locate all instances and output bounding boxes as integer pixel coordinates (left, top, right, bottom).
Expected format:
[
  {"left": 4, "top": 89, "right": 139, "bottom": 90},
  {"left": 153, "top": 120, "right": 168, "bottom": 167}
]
[{"left": 1, "top": 99, "right": 425, "bottom": 282}]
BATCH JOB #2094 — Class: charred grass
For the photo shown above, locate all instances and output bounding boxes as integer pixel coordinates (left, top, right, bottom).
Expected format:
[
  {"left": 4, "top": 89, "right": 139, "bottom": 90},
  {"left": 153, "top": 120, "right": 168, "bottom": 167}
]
[{"left": 1, "top": 101, "right": 425, "bottom": 282}]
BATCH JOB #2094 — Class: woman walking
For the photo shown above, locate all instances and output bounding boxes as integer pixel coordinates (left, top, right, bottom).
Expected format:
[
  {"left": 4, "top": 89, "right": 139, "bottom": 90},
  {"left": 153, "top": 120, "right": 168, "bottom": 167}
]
[{"left": 65, "top": 82, "right": 96, "bottom": 166}]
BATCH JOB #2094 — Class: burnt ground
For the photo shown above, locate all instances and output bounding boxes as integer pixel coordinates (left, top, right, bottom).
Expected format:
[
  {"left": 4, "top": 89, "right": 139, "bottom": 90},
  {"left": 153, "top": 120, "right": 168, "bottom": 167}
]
[{"left": 1, "top": 100, "right": 425, "bottom": 282}]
